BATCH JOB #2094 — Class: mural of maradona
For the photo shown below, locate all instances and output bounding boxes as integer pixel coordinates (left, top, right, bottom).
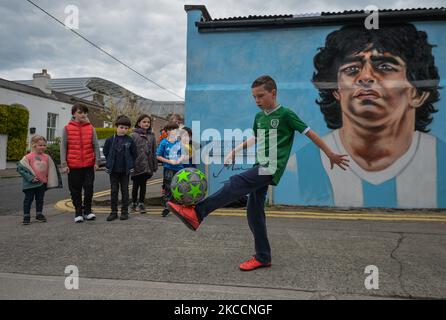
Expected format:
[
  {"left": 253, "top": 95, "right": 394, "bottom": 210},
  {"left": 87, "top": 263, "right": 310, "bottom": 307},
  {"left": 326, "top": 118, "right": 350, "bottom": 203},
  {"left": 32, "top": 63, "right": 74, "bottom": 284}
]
[{"left": 296, "top": 23, "right": 446, "bottom": 208}]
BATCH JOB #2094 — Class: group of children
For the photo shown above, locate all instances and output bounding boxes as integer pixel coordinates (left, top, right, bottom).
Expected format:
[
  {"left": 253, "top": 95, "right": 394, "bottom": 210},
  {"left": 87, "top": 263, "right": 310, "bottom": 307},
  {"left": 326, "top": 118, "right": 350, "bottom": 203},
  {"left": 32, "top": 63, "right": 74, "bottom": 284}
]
[
  {"left": 17, "top": 75, "right": 349, "bottom": 272},
  {"left": 17, "top": 102, "right": 192, "bottom": 225}
]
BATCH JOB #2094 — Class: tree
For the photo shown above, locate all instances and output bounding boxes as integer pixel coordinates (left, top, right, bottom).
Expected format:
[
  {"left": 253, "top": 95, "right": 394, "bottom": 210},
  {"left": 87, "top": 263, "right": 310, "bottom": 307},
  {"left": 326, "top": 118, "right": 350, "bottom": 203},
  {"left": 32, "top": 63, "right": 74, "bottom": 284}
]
[{"left": 103, "top": 92, "right": 147, "bottom": 126}]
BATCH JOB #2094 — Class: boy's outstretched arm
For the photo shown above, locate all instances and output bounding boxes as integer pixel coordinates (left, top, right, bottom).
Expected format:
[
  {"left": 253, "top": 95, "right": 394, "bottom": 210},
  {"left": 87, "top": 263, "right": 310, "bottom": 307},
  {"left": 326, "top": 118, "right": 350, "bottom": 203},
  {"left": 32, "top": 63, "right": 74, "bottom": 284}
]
[
  {"left": 224, "top": 136, "right": 256, "bottom": 166},
  {"left": 305, "top": 129, "right": 349, "bottom": 170}
]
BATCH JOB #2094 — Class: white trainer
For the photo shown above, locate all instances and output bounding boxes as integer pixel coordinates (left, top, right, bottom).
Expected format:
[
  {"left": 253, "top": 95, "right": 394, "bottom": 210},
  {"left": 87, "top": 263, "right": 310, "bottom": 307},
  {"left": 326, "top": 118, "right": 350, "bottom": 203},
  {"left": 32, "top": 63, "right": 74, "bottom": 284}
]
[
  {"left": 74, "top": 216, "right": 84, "bottom": 223},
  {"left": 85, "top": 213, "right": 96, "bottom": 221}
]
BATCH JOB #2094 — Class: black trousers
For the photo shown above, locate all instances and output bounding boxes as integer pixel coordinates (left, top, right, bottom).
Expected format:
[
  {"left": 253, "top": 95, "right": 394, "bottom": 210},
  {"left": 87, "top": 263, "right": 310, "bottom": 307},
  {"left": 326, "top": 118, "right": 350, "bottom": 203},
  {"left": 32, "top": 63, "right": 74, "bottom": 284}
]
[
  {"left": 68, "top": 167, "right": 95, "bottom": 217},
  {"left": 23, "top": 184, "right": 47, "bottom": 217},
  {"left": 131, "top": 172, "right": 153, "bottom": 204},
  {"left": 110, "top": 172, "right": 130, "bottom": 214},
  {"left": 195, "top": 166, "right": 273, "bottom": 263}
]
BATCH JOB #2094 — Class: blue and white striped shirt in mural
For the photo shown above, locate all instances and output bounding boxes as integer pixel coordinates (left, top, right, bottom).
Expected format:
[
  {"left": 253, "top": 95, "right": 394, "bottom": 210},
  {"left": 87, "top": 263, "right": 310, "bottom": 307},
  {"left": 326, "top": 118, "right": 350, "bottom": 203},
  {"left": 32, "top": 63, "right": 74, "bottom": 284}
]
[{"left": 294, "top": 130, "right": 446, "bottom": 208}]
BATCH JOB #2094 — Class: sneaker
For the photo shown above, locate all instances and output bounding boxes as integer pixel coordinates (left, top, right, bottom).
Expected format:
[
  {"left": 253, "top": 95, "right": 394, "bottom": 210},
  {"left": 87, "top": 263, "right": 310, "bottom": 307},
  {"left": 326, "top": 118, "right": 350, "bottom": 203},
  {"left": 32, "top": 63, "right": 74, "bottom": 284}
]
[
  {"left": 36, "top": 213, "right": 47, "bottom": 223},
  {"left": 74, "top": 216, "right": 84, "bottom": 223},
  {"left": 129, "top": 203, "right": 137, "bottom": 212},
  {"left": 107, "top": 213, "right": 118, "bottom": 222},
  {"left": 120, "top": 213, "right": 129, "bottom": 220},
  {"left": 137, "top": 203, "right": 146, "bottom": 213},
  {"left": 167, "top": 201, "right": 200, "bottom": 231},
  {"left": 239, "top": 257, "right": 271, "bottom": 271},
  {"left": 22, "top": 216, "right": 30, "bottom": 225},
  {"left": 161, "top": 208, "right": 169, "bottom": 217},
  {"left": 85, "top": 213, "right": 96, "bottom": 221}
]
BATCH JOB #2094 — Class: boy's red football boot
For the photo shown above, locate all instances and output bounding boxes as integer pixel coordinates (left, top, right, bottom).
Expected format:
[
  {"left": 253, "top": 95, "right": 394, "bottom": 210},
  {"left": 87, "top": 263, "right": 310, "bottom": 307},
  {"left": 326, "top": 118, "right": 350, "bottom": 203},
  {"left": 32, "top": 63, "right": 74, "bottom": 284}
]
[
  {"left": 167, "top": 201, "right": 201, "bottom": 231},
  {"left": 239, "top": 257, "right": 272, "bottom": 271}
]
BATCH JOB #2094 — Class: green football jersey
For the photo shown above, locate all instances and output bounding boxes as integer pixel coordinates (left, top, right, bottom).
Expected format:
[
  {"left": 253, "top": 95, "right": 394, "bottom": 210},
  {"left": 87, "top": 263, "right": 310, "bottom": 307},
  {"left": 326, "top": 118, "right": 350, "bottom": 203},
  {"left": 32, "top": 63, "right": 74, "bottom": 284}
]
[{"left": 253, "top": 105, "right": 309, "bottom": 185}]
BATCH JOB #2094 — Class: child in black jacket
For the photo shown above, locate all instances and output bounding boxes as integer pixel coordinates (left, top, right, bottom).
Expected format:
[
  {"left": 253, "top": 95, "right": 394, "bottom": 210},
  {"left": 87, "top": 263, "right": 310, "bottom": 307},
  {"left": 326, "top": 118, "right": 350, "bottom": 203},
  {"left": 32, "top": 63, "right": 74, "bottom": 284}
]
[{"left": 103, "top": 115, "right": 137, "bottom": 221}]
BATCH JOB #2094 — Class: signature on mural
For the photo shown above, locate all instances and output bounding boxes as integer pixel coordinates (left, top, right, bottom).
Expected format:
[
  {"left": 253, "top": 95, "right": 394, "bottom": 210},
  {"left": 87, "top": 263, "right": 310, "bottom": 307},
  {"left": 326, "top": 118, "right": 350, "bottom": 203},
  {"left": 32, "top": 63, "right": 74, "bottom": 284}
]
[{"left": 213, "top": 163, "right": 250, "bottom": 179}]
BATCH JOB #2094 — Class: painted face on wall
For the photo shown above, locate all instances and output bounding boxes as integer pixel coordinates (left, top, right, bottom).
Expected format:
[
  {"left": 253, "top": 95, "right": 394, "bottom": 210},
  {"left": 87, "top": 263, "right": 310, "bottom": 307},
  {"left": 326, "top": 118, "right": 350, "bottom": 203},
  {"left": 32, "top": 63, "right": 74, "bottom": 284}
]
[{"left": 333, "top": 48, "right": 430, "bottom": 130}]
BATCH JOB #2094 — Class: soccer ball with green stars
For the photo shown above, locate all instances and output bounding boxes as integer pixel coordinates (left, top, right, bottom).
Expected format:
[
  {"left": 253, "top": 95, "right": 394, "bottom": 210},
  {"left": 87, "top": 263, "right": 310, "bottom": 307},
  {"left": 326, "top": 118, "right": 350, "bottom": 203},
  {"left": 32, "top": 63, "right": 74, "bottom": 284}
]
[{"left": 170, "top": 167, "right": 208, "bottom": 205}]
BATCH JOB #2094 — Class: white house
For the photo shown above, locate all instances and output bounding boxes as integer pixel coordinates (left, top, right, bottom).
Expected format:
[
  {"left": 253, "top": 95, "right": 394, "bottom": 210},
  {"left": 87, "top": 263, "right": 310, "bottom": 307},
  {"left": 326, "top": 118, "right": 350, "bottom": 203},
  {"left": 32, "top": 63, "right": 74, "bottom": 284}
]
[
  {"left": 17, "top": 76, "right": 184, "bottom": 120},
  {"left": 0, "top": 70, "right": 104, "bottom": 146}
]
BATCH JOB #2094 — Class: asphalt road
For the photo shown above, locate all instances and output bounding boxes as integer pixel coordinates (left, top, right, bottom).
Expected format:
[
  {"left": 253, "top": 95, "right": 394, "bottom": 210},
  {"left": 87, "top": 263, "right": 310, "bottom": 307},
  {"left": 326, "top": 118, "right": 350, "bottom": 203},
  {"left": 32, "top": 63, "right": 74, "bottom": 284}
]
[
  {"left": 0, "top": 203, "right": 445, "bottom": 300},
  {"left": 0, "top": 170, "right": 111, "bottom": 215},
  {"left": 1, "top": 168, "right": 445, "bottom": 300}
]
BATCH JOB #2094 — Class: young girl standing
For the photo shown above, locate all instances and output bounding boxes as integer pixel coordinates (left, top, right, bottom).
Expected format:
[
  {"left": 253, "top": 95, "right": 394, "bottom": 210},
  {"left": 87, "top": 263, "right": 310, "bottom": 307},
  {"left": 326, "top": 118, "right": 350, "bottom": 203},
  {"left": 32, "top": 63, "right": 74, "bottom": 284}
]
[
  {"left": 17, "top": 135, "right": 62, "bottom": 225},
  {"left": 130, "top": 114, "right": 158, "bottom": 213}
]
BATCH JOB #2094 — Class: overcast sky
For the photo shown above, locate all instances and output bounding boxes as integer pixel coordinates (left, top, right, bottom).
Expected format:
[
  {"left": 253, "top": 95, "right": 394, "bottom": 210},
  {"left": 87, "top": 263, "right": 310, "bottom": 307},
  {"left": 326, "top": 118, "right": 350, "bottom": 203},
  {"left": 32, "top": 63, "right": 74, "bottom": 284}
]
[{"left": 1, "top": 0, "right": 445, "bottom": 101}]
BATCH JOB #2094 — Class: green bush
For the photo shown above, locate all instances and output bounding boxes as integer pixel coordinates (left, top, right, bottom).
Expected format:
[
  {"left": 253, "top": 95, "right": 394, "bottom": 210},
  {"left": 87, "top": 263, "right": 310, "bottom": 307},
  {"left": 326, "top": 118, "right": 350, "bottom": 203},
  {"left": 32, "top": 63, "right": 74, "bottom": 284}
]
[
  {"left": 0, "top": 104, "right": 29, "bottom": 161},
  {"left": 0, "top": 105, "right": 8, "bottom": 134},
  {"left": 95, "top": 127, "right": 133, "bottom": 140},
  {"left": 95, "top": 127, "right": 116, "bottom": 140},
  {"left": 8, "top": 136, "right": 28, "bottom": 161},
  {"left": 46, "top": 137, "right": 61, "bottom": 164}
]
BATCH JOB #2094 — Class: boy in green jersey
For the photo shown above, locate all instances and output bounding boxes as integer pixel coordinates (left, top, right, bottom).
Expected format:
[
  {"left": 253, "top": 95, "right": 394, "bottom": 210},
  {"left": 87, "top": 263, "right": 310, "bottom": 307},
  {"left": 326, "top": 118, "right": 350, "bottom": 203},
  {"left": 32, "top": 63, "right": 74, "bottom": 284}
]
[{"left": 168, "top": 75, "right": 349, "bottom": 271}]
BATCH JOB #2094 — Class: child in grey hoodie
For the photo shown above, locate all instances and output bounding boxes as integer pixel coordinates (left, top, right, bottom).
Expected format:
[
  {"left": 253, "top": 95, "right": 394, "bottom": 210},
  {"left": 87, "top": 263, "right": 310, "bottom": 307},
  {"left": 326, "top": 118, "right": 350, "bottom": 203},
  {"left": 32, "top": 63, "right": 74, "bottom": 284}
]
[{"left": 129, "top": 114, "right": 158, "bottom": 213}]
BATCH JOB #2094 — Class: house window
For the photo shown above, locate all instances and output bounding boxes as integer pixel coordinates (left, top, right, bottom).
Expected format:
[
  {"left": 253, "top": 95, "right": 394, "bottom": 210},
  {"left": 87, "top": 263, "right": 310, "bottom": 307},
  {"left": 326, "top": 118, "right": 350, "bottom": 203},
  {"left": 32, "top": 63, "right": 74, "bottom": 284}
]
[{"left": 46, "top": 113, "right": 58, "bottom": 142}]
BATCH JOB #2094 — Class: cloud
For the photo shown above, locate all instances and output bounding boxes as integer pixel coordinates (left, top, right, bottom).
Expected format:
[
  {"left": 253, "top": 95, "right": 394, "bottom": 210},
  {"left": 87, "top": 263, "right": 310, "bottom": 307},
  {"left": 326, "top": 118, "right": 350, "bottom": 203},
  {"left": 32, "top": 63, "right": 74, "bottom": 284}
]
[{"left": 1, "top": 0, "right": 445, "bottom": 101}]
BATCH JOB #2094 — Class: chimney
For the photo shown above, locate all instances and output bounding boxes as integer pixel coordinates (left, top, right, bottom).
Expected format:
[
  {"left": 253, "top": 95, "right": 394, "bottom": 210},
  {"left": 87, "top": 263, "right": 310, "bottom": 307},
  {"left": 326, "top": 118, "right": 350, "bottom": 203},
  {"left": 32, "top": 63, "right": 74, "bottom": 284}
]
[{"left": 32, "top": 69, "right": 52, "bottom": 94}]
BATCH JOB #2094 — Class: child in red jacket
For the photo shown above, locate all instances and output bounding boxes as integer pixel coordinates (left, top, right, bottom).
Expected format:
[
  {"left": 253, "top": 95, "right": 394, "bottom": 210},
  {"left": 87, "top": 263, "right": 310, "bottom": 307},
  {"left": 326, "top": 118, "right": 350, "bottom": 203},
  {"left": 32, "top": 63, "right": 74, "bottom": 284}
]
[{"left": 60, "top": 103, "right": 100, "bottom": 223}]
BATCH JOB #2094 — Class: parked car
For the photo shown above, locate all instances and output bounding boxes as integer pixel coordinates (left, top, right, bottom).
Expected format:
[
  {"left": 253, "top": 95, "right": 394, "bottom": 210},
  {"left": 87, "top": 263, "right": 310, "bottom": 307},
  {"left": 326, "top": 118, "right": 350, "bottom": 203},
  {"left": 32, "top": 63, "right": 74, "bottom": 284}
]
[{"left": 98, "top": 139, "right": 106, "bottom": 167}]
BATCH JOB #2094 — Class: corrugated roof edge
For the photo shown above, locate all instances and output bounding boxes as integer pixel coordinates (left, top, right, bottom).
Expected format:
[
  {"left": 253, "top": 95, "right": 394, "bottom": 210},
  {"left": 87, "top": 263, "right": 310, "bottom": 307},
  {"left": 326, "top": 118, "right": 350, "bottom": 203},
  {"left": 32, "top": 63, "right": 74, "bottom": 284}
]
[
  {"left": 0, "top": 78, "right": 103, "bottom": 110},
  {"left": 184, "top": 5, "right": 446, "bottom": 31}
]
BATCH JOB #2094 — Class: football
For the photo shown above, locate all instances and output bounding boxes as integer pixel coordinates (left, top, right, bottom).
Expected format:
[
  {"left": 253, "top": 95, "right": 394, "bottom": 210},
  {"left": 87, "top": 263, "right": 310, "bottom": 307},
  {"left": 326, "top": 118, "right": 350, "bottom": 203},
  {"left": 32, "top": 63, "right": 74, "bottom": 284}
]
[{"left": 170, "top": 167, "right": 208, "bottom": 205}]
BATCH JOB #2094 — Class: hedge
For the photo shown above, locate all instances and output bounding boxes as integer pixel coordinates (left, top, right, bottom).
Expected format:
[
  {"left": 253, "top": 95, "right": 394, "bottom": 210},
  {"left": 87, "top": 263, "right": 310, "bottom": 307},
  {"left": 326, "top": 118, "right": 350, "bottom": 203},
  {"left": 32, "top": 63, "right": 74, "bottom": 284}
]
[
  {"left": 0, "top": 106, "right": 8, "bottom": 134},
  {"left": 95, "top": 128, "right": 116, "bottom": 140},
  {"left": 46, "top": 137, "right": 61, "bottom": 165},
  {"left": 0, "top": 104, "right": 29, "bottom": 161},
  {"left": 95, "top": 127, "right": 133, "bottom": 140}
]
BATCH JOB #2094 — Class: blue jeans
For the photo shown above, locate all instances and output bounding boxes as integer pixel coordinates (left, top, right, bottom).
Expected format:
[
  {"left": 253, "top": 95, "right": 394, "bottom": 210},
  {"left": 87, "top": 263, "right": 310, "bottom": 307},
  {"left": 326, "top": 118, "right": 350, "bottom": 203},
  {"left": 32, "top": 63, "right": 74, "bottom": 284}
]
[
  {"left": 23, "top": 185, "right": 47, "bottom": 217},
  {"left": 195, "top": 166, "right": 273, "bottom": 263}
]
